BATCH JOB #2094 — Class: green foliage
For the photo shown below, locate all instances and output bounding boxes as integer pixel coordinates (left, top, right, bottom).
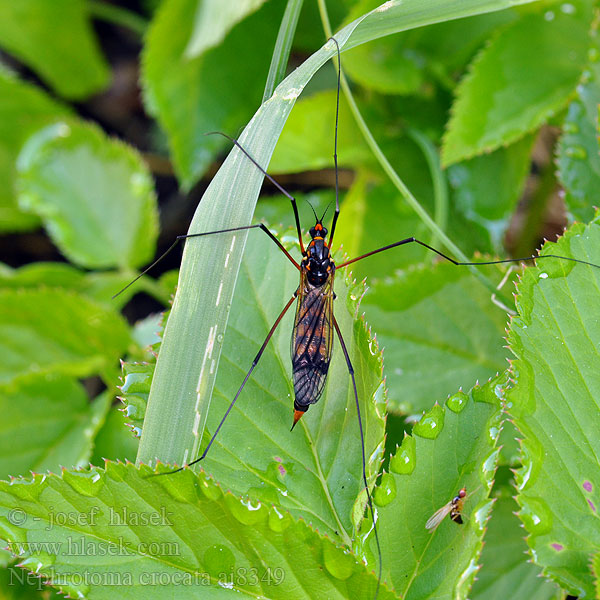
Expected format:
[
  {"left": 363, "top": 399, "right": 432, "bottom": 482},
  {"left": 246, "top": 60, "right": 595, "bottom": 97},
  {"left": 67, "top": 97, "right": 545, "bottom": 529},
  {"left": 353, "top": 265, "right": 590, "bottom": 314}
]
[
  {"left": 141, "top": 0, "right": 284, "bottom": 189},
  {"left": 0, "top": 288, "right": 130, "bottom": 385},
  {"left": 334, "top": 170, "right": 432, "bottom": 279},
  {"left": 183, "top": 0, "right": 268, "bottom": 58},
  {"left": 0, "top": 67, "right": 71, "bottom": 232},
  {"left": 447, "top": 134, "right": 535, "bottom": 255},
  {"left": 0, "top": 0, "right": 109, "bottom": 99},
  {"left": 366, "top": 377, "right": 502, "bottom": 597},
  {"left": 508, "top": 215, "right": 600, "bottom": 597},
  {"left": 0, "top": 463, "right": 395, "bottom": 599},
  {"left": 1, "top": 0, "right": 600, "bottom": 598},
  {"left": 471, "top": 494, "right": 561, "bottom": 600},
  {"left": 16, "top": 121, "right": 159, "bottom": 270},
  {"left": 0, "top": 378, "right": 110, "bottom": 479},
  {"left": 119, "top": 361, "right": 154, "bottom": 437},
  {"left": 361, "top": 262, "right": 512, "bottom": 413},
  {"left": 556, "top": 35, "right": 600, "bottom": 223},
  {"left": 442, "top": 1, "right": 593, "bottom": 165},
  {"left": 270, "top": 90, "right": 371, "bottom": 173}
]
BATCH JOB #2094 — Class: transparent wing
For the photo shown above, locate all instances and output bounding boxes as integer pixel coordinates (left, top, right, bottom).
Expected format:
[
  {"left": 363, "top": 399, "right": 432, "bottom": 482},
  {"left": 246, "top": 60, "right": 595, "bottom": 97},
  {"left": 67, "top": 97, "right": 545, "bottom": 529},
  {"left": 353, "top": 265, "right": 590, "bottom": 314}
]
[
  {"left": 291, "top": 270, "right": 335, "bottom": 407},
  {"left": 425, "top": 502, "right": 453, "bottom": 531}
]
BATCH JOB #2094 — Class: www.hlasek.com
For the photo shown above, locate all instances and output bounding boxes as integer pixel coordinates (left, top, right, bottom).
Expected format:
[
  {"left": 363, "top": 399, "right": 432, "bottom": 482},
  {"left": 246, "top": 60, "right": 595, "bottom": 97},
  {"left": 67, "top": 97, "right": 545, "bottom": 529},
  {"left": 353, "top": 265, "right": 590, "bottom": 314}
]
[{"left": 7, "top": 537, "right": 180, "bottom": 557}]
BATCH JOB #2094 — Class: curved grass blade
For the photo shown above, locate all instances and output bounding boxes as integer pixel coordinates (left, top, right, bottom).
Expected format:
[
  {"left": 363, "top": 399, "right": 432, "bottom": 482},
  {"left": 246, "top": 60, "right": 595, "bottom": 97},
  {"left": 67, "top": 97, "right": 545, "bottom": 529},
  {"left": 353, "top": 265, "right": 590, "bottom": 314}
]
[{"left": 137, "top": 0, "right": 541, "bottom": 483}]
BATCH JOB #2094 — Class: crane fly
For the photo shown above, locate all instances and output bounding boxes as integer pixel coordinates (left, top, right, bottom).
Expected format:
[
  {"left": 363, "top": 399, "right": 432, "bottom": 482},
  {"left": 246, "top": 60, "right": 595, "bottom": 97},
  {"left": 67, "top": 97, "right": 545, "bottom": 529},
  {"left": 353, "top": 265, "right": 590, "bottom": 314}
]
[
  {"left": 290, "top": 221, "right": 335, "bottom": 428},
  {"left": 113, "top": 36, "right": 600, "bottom": 600},
  {"left": 426, "top": 487, "right": 468, "bottom": 531}
]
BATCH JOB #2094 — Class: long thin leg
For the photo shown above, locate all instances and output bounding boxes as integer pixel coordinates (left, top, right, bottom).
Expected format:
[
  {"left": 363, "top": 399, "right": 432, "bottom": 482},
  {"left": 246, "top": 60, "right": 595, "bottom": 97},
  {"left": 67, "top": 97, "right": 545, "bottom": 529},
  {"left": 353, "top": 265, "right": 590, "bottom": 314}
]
[
  {"left": 328, "top": 37, "right": 342, "bottom": 248},
  {"left": 333, "top": 315, "right": 382, "bottom": 600},
  {"left": 155, "top": 291, "right": 298, "bottom": 476},
  {"left": 112, "top": 223, "right": 300, "bottom": 299},
  {"left": 337, "top": 236, "right": 600, "bottom": 270},
  {"left": 206, "top": 132, "right": 305, "bottom": 253}
]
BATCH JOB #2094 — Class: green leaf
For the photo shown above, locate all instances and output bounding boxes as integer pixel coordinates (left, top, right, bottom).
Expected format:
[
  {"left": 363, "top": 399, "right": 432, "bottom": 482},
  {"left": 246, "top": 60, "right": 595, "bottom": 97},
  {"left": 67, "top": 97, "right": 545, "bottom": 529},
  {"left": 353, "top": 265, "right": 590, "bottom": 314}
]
[
  {"left": 131, "top": 314, "right": 163, "bottom": 349},
  {"left": 0, "top": 68, "right": 71, "bottom": 233},
  {"left": 0, "top": 377, "right": 110, "bottom": 479},
  {"left": 507, "top": 215, "right": 600, "bottom": 597},
  {"left": 343, "top": 36, "right": 426, "bottom": 95},
  {"left": 0, "top": 562, "right": 58, "bottom": 597},
  {"left": 364, "top": 377, "right": 503, "bottom": 597},
  {"left": 497, "top": 418, "right": 521, "bottom": 466},
  {"left": 442, "top": 3, "right": 592, "bottom": 166},
  {"left": 261, "top": 0, "right": 304, "bottom": 102},
  {"left": 0, "top": 288, "right": 131, "bottom": 386},
  {"left": 183, "top": 0, "right": 267, "bottom": 58},
  {"left": 0, "top": 548, "right": 11, "bottom": 568},
  {"left": 361, "top": 261, "right": 512, "bottom": 413},
  {"left": 556, "top": 42, "right": 600, "bottom": 223},
  {"left": 0, "top": 262, "right": 155, "bottom": 311},
  {"left": 16, "top": 121, "right": 159, "bottom": 270},
  {"left": 90, "top": 406, "right": 139, "bottom": 466},
  {"left": 471, "top": 494, "right": 562, "bottom": 600},
  {"left": 335, "top": 171, "right": 432, "bottom": 281},
  {"left": 0, "top": 262, "right": 84, "bottom": 290},
  {"left": 269, "top": 90, "right": 371, "bottom": 173},
  {"left": 447, "top": 134, "right": 535, "bottom": 255},
  {"left": 0, "top": 0, "right": 109, "bottom": 99},
  {"left": 0, "top": 463, "right": 395, "bottom": 599},
  {"left": 120, "top": 361, "right": 154, "bottom": 437},
  {"left": 593, "top": 551, "right": 600, "bottom": 597},
  {"left": 136, "top": 0, "right": 540, "bottom": 525},
  {"left": 343, "top": 2, "right": 517, "bottom": 91},
  {"left": 141, "top": 0, "right": 283, "bottom": 189},
  {"left": 409, "top": 10, "right": 518, "bottom": 85}
]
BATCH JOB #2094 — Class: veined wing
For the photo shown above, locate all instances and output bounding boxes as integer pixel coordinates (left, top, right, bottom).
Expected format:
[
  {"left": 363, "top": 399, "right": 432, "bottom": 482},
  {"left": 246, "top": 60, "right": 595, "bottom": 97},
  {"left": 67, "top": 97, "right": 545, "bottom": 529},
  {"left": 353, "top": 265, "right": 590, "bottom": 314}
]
[
  {"left": 291, "top": 269, "right": 335, "bottom": 409},
  {"left": 425, "top": 502, "right": 453, "bottom": 531}
]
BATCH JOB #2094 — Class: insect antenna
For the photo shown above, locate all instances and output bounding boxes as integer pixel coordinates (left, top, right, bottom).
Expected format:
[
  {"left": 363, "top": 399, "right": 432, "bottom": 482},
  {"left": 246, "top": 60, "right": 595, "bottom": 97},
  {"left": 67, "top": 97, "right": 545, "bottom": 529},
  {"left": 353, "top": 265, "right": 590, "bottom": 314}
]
[
  {"left": 320, "top": 200, "right": 333, "bottom": 224},
  {"left": 305, "top": 196, "right": 319, "bottom": 223},
  {"left": 328, "top": 37, "right": 342, "bottom": 248}
]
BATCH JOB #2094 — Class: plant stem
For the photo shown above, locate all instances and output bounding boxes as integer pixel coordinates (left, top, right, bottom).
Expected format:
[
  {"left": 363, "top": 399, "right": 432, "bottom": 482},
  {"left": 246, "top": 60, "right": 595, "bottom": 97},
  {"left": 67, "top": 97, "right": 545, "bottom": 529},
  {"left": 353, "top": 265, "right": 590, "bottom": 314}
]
[
  {"left": 408, "top": 128, "right": 449, "bottom": 249},
  {"left": 88, "top": 1, "right": 148, "bottom": 36},
  {"left": 513, "top": 159, "right": 557, "bottom": 258}
]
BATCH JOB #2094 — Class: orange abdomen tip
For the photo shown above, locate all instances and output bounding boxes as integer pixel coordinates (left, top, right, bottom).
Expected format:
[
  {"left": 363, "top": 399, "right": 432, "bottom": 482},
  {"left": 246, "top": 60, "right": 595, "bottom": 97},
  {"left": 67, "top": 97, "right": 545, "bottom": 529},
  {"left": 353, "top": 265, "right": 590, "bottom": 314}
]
[{"left": 291, "top": 409, "right": 305, "bottom": 431}]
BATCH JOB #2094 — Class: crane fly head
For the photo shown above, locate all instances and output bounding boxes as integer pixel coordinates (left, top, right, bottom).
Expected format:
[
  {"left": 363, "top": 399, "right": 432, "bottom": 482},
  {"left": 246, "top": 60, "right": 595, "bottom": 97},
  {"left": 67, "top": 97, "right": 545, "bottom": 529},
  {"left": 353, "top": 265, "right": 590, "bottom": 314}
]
[{"left": 309, "top": 222, "right": 328, "bottom": 240}]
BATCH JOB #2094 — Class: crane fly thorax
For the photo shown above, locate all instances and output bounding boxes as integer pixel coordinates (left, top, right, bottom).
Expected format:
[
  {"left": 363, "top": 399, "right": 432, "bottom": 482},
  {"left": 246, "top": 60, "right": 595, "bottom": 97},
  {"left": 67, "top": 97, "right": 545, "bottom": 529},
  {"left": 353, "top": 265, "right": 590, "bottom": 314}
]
[{"left": 302, "top": 222, "right": 334, "bottom": 287}]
